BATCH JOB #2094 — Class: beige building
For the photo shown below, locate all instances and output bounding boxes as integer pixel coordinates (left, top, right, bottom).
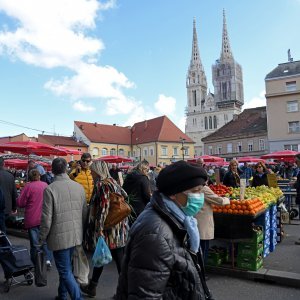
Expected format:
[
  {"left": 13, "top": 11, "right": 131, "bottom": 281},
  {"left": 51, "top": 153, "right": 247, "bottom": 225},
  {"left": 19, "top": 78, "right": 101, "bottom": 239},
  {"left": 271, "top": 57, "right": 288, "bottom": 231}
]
[
  {"left": 74, "top": 116, "right": 194, "bottom": 166},
  {"left": 202, "top": 107, "right": 269, "bottom": 160},
  {"left": 265, "top": 59, "right": 300, "bottom": 152}
]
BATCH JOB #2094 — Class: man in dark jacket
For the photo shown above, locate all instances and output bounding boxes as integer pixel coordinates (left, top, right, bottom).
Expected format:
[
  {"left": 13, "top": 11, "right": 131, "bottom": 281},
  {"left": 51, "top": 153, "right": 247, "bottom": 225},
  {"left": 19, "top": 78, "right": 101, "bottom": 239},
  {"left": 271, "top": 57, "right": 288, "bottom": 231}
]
[
  {"left": 294, "top": 154, "right": 300, "bottom": 245},
  {"left": 0, "top": 157, "right": 17, "bottom": 233},
  {"left": 122, "top": 160, "right": 151, "bottom": 222},
  {"left": 116, "top": 160, "right": 213, "bottom": 300}
]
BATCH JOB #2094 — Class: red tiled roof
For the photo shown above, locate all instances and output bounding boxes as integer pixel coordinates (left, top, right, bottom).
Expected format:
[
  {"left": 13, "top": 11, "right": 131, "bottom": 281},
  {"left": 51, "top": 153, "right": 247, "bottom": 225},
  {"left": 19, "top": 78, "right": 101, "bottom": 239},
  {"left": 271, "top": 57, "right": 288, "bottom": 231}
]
[
  {"left": 74, "top": 116, "right": 193, "bottom": 145},
  {"left": 131, "top": 116, "right": 193, "bottom": 144},
  {"left": 74, "top": 121, "right": 131, "bottom": 144},
  {"left": 202, "top": 107, "right": 267, "bottom": 142},
  {"left": 38, "top": 134, "right": 87, "bottom": 147}
]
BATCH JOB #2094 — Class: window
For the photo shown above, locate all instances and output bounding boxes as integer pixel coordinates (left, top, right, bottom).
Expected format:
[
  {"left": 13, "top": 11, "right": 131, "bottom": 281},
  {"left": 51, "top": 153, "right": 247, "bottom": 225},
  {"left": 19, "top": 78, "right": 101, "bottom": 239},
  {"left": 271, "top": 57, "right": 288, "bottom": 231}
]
[
  {"left": 286, "top": 81, "right": 296, "bottom": 92},
  {"left": 133, "top": 150, "right": 136, "bottom": 157},
  {"left": 204, "top": 117, "right": 208, "bottom": 130},
  {"left": 101, "top": 148, "right": 107, "bottom": 156},
  {"left": 184, "top": 147, "right": 189, "bottom": 156},
  {"left": 173, "top": 147, "right": 178, "bottom": 156},
  {"left": 217, "top": 145, "right": 222, "bottom": 155},
  {"left": 213, "top": 116, "right": 217, "bottom": 129},
  {"left": 227, "top": 143, "right": 232, "bottom": 153},
  {"left": 248, "top": 141, "right": 253, "bottom": 152},
  {"left": 110, "top": 148, "right": 116, "bottom": 155},
  {"left": 287, "top": 101, "right": 299, "bottom": 112},
  {"left": 237, "top": 142, "right": 242, "bottom": 153},
  {"left": 149, "top": 147, "right": 154, "bottom": 156},
  {"left": 208, "top": 146, "right": 213, "bottom": 155},
  {"left": 193, "top": 90, "right": 197, "bottom": 106},
  {"left": 288, "top": 121, "right": 300, "bottom": 133},
  {"left": 143, "top": 147, "right": 148, "bottom": 157},
  {"left": 259, "top": 139, "right": 265, "bottom": 151},
  {"left": 128, "top": 151, "right": 131, "bottom": 157},
  {"left": 118, "top": 148, "right": 124, "bottom": 156},
  {"left": 161, "top": 146, "right": 167, "bottom": 156},
  {"left": 209, "top": 116, "right": 212, "bottom": 129},
  {"left": 92, "top": 147, "right": 99, "bottom": 157},
  {"left": 284, "top": 144, "right": 299, "bottom": 151}
]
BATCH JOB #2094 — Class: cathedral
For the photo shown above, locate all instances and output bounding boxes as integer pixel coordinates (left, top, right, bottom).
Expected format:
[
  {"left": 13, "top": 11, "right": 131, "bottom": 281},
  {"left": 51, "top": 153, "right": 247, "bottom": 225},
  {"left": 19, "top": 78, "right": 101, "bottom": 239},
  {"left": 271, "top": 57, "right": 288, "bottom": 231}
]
[{"left": 185, "top": 11, "right": 244, "bottom": 156}]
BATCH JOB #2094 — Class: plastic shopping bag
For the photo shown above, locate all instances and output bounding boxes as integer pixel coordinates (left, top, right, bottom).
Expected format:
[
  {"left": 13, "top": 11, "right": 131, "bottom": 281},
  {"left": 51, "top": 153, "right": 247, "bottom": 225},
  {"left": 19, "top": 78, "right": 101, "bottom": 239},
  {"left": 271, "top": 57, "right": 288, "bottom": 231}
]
[{"left": 92, "top": 237, "right": 112, "bottom": 267}]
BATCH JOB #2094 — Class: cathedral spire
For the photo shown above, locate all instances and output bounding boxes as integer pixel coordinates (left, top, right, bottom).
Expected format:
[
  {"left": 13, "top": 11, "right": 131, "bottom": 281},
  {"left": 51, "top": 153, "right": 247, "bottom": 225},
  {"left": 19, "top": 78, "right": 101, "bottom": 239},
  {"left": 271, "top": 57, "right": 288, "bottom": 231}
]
[
  {"left": 220, "top": 9, "right": 233, "bottom": 62},
  {"left": 190, "top": 18, "right": 203, "bottom": 70}
]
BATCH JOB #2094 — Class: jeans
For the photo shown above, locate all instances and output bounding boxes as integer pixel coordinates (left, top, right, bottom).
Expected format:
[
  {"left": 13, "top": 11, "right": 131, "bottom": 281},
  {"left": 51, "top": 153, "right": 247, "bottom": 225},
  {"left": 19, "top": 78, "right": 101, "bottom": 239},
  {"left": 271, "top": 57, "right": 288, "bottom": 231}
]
[
  {"left": 200, "top": 240, "right": 210, "bottom": 263},
  {"left": 53, "top": 247, "right": 82, "bottom": 300},
  {"left": 28, "top": 226, "right": 53, "bottom": 264},
  {"left": 91, "top": 247, "right": 124, "bottom": 283}
]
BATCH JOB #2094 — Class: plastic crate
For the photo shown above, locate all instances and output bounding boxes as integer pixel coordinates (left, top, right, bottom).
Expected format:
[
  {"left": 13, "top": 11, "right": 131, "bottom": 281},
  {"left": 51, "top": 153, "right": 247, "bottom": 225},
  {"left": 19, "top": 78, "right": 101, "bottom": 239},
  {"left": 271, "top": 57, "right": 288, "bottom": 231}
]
[
  {"left": 206, "top": 252, "right": 223, "bottom": 267},
  {"left": 237, "top": 256, "right": 263, "bottom": 271},
  {"left": 238, "top": 242, "right": 263, "bottom": 258}
]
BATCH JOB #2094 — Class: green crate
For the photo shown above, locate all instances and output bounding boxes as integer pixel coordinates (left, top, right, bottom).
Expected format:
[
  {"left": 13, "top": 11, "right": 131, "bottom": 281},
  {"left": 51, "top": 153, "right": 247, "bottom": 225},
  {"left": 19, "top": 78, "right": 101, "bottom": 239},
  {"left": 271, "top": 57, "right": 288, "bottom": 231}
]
[
  {"left": 206, "top": 256, "right": 223, "bottom": 267},
  {"left": 236, "top": 256, "right": 263, "bottom": 271},
  {"left": 252, "top": 226, "right": 264, "bottom": 244},
  {"left": 238, "top": 242, "right": 263, "bottom": 258}
]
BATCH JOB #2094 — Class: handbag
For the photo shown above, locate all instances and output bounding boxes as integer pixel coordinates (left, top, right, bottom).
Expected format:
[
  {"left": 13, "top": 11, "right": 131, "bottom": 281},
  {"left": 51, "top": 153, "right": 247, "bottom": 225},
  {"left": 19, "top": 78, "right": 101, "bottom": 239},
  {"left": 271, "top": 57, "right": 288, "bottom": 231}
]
[
  {"left": 104, "top": 191, "right": 131, "bottom": 230},
  {"left": 73, "top": 245, "right": 90, "bottom": 285},
  {"left": 92, "top": 236, "right": 112, "bottom": 267},
  {"left": 34, "top": 248, "right": 47, "bottom": 287}
]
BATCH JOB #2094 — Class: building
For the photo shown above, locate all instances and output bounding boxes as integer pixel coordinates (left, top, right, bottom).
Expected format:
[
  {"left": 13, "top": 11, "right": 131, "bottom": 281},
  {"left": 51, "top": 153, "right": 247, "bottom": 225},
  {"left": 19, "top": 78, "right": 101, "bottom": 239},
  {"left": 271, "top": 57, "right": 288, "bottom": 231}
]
[
  {"left": 0, "top": 133, "right": 37, "bottom": 144},
  {"left": 202, "top": 107, "right": 269, "bottom": 160},
  {"left": 265, "top": 58, "right": 300, "bottom": 152},
  {"left": 74, "top": 115, "right": 194, "bottom": 166},
  {"left": 38, "top": 134, "right": 88, "bottom": 161},
  {"left": 185, "top": 11, "right": 244, "bottom": 156}
]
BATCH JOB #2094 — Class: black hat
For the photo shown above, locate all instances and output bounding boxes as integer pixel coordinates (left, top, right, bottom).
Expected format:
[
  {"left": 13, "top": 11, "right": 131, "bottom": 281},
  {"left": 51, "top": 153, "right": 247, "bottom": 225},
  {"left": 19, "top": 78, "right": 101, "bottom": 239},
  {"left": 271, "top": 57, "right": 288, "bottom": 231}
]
[{"left": 156, "top": 160, "right": 208, "bottom": 196}]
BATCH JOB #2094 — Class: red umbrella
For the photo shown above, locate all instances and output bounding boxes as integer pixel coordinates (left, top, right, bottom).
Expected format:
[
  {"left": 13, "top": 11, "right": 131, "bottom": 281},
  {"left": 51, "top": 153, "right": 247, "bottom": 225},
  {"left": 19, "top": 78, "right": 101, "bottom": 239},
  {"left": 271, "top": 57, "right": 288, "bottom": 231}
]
[
  {"left": 261, "top": 150, "right": 299, "bottom": 161},
  {"left": 187, "top": 155, "right": 224, "bottom": 163},
  {"left": 0, "top": 141, "right": 67, "bottom": 156},
  {"left": 4, "top": 158, "right": 51, "bottom": 169},
  {"left": 238, "top": 156, "right": 266, "bottom": 163},
  {"left": 55, "top": 146, "right": 81, "bottom": 155},
  {"left": 98, "top": 155, "right": 133, "bottom": 163}
]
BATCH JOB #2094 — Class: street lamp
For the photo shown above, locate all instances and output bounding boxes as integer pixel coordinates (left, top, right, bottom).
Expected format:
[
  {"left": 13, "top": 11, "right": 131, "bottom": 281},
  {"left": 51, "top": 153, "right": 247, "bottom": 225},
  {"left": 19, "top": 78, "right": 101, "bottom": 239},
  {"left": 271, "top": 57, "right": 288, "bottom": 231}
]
[{"left": 180, "top": 137, "right": 186, "bottom": 161}]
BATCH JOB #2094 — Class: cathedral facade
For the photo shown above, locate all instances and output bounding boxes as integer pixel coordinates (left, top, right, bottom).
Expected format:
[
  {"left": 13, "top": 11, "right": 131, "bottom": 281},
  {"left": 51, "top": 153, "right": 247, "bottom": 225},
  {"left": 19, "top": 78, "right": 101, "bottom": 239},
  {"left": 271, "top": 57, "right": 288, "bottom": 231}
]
[{"left": 185, "top": 11, "right": 244, "bottom": 156}]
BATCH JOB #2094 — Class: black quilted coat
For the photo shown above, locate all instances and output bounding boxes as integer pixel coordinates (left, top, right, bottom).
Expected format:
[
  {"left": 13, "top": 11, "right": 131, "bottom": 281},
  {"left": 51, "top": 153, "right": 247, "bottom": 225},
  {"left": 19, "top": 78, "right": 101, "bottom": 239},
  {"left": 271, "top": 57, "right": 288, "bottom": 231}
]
[{"left": 115, "top": 191, "right": 206, "bottom": 300}]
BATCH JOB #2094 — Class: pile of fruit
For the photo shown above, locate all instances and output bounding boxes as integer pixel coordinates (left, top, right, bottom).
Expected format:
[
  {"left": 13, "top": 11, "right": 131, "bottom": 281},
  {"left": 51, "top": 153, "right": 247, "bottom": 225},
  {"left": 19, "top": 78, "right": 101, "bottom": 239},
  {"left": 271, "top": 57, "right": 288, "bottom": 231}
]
[
  {"left": 212, "top": 198, "right": 266, "bottom": 216},
  {"left": 209, "top": 184, "right": 232, "bottom": 197}
]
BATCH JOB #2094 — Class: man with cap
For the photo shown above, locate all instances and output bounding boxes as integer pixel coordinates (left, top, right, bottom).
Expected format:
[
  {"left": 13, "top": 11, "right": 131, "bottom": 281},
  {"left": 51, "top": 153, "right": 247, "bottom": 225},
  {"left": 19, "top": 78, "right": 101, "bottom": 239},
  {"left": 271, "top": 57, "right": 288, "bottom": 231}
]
[{"left": 116, "top": 160, "right": 213, "bottom": 300}]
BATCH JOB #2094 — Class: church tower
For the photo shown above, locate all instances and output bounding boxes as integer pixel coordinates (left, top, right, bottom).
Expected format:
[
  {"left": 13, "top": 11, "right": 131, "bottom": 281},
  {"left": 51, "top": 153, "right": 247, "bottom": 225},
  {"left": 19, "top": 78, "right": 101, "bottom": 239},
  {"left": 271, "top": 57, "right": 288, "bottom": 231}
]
[
  {"left": 185, "top": 11, "right": 244, "bottom": 156},
  {"left": 212, "top": 10, "right": 244, "bottom": 110}
]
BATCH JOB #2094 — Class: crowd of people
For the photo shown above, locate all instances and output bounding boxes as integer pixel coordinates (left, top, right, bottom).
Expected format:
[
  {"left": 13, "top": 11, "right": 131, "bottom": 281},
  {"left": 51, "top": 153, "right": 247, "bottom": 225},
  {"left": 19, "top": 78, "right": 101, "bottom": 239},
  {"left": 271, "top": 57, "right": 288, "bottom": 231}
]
[{"left": 0, "top": 152, "right": 300, "bottom": 299}]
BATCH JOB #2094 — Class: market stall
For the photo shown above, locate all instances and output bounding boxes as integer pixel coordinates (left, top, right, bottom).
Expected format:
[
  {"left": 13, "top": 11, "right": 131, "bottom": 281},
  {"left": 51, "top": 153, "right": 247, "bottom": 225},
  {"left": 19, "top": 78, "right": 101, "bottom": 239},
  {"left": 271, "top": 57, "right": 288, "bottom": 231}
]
[{"left": 207, "top": 184, "right": 285, "bottom": 271}]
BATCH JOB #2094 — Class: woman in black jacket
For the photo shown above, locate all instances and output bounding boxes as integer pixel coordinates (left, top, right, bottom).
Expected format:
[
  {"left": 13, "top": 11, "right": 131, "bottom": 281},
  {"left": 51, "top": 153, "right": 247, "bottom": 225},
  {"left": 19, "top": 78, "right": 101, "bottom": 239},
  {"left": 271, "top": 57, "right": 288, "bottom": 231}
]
[
  {"left": 116, "top": 161, "right": 213, "bottom": 300},
  {"left": 223, "top": 159, "right": 242, "bottom": 188},
  {"left": 122, "top": 160, "right": 151, "bottom": 223},
  {"left": 251, "top": 162, "right": 269, "bottom": 187}
]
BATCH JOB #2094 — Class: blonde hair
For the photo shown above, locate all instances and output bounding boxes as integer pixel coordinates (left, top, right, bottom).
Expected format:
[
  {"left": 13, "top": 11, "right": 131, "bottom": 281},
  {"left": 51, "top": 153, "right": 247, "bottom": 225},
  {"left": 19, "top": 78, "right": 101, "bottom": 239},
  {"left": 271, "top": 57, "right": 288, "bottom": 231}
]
[
  {"left": 90, "top": 160, "right": 110, "bottom": 180},
  {"left": 229, "top": 159, "right": 239, "bottom": 170}
]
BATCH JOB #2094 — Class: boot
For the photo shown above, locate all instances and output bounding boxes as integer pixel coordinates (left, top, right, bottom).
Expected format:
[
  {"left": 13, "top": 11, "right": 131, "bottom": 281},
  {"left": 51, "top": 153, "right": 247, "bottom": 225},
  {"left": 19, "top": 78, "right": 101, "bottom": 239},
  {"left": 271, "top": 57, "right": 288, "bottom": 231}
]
[{"left": 80, "top": 280, "right": 98, "bottom": 298}]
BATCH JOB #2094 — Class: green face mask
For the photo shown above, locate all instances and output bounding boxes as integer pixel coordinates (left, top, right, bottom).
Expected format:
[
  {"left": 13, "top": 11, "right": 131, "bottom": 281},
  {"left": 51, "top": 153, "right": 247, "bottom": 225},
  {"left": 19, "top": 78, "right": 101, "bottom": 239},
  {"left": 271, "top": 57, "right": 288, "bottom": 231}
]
[{"left": 181, "top": 193, "right": 204, "bottom": 216}]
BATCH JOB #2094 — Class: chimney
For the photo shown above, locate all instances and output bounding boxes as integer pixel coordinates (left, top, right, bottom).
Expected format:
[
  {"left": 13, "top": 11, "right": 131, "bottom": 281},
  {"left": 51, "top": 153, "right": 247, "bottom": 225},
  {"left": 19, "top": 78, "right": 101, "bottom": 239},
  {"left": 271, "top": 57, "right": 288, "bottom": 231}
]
[
  {"left": 94, "top": 122, "right": 97, "bottom": 127},
  {"left": 79, "top": 125, "right": 84, "bottom": 130},
  {"left": 144, "top": 120, "right": 148, "bottom": 130},
  {"left": 233, "top": 114, "right": 238, "bottom": 121}
]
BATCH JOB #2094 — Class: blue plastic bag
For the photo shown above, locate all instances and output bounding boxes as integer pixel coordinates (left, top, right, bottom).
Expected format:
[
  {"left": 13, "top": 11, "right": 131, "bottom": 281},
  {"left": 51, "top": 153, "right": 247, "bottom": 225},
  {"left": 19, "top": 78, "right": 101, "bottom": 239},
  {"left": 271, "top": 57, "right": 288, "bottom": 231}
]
[{"left": 92, "top": 237, "right": 112, "bottom": 267}]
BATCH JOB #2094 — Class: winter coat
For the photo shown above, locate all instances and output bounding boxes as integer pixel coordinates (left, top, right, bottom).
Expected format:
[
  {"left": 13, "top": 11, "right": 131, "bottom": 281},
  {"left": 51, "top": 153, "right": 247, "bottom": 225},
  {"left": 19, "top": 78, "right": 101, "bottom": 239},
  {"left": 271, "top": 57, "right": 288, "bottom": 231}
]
[
  {"left": 294, "top": 171, "right": 300, "bottom": 205},
  {"left": 251, "top": 172, "right": 269, "bottom": 187},
  {"left": 122, "top": 169, "right": 151, "bottom": 218},
  {"left": 39, "top": 173, "right": 88, "bottom": 251},
  {"left": 0, "top": 169, "right": 17, "bottom": 214},
  {"left": 196, "top": 185, "right": 230, "bottom": 240},
  {"left": 69, "top": 168, "right": 94, "bottom": 203},
  {"left": 84, "top": 177, "right": 129, "bottom": 251},
  {"left": 116, "top": 191, "right": 205, "bottom": 300},
  {"left": 223, "top": 170, "right": 241, "bottom": 188},
  {"left": 16, "top": 181, "right": 48, "bottom": 229}
]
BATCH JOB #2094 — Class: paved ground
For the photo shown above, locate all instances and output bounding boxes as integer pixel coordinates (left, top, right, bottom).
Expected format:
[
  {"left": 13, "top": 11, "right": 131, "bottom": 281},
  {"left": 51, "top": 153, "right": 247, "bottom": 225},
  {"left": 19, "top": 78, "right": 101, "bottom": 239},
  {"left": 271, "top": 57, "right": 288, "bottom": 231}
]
[{"left": 0, "top": 220, "right": 299, "bottom": 299}]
